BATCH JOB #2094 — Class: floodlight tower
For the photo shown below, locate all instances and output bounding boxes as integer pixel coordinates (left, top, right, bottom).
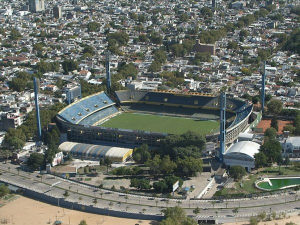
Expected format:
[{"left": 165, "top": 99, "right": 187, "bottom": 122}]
[
  {"left": 261, "top": 61, "right": 266, "bottom": 113},
  {"left": 34, "top": 77, "right": 42, "bottom": 140},
  {"left": 219, "top": 92, "right": 226, "bottom": 162},
  {"left": 106, "top": 51, "right": 111, "bottom": 94}
]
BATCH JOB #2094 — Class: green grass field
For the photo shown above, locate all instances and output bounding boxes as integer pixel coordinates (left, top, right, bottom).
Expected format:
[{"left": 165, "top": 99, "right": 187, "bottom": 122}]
[{"left": 100, "top": 113, "right": 219, "bottom": 135}]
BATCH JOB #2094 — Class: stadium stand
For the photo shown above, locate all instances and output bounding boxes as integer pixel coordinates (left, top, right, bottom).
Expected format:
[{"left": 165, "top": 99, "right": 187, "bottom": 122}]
[
  {"left": 78, "top": 106, "right": 119, "bottom": 126},
  {"left": 229, "top": 105, "right": 253, "bottom": 128},
  {"left": 57, "top": 92, "right": 115, "bottom": 124},
  {"left": 115, "top": 90, "right": 246, "bottom": 112},
  {"left": 120, "top": 103, "right": 224, "bottom": 120}
]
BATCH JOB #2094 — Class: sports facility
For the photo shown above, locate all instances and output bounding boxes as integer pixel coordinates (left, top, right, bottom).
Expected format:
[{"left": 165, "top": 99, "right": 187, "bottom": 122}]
[
  {"left": 101, "top": 113, "right": 219, "bottom": 135},
  {"left": 57, "top": 90, "right": 253, "bottom": 146}
]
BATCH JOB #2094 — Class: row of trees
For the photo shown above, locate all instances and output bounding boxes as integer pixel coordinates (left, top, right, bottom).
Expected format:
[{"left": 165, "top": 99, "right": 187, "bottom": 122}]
[
  {"left": 254, "top": 127, "right": 283, "bottom": 168},
  {"left": 132, "top": 131, "right": 205, "bottom": 178}
]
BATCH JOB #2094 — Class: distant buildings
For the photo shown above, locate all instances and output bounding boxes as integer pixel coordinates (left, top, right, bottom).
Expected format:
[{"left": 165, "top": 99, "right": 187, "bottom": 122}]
[
  {"left": 53, "top": 5, "right": 62, "bottom": 19},
  {"left": 193, "top": 39, "right": 216, "bottom": 55},
  {"left": 28, "top": 0, "right": 44, "bottom": 13}
]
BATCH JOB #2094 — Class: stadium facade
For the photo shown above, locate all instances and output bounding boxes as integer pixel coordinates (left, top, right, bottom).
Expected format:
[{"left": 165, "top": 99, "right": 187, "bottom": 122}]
[{"left": 57, "top": 90, "right": 253, "bottom": 148}]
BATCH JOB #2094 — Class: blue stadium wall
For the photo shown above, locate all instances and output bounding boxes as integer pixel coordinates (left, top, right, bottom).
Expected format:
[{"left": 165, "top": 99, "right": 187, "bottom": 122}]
[{"left": 57, "top": 91, "right": 253, "bottom": 147}]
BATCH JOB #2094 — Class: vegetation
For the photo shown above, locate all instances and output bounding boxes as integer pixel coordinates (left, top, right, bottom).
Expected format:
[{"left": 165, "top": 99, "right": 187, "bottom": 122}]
[
  {"left": 160, "top": 206, "right": 197, "bottom": 225},
  {"left": 0, "top": 184, "right": 10, "bottom": 197},
  {"left": 229, "top": 165, "right": 246, "bottom": 180},
  {"left": 27, "top": 153, "right": 44, "bottom": 170}
]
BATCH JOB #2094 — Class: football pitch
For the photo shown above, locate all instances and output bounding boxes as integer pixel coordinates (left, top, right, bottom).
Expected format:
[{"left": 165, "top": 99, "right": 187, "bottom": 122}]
[{"left": 100, "top": 113, "right": 220, "bottom": 135}]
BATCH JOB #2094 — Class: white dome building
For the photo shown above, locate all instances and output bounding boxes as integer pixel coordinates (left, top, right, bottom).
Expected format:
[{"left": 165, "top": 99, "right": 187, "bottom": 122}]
[{"left": 224, "top": 141, "right": 260, "bottom": 172}]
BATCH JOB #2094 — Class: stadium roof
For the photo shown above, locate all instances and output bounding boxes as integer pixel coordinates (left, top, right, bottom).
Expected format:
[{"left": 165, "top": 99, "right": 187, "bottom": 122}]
[
  {"left": 224, "top": 141, "right": 260, "bottom": 159},
  {"left": 59, "top": 142, "right": 133, "bottom": 162}
]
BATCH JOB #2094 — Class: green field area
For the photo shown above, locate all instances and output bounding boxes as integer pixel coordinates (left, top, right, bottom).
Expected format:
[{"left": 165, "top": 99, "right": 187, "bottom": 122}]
[{"left": 100, "top": 113, "right": 219, "bottom": 135}]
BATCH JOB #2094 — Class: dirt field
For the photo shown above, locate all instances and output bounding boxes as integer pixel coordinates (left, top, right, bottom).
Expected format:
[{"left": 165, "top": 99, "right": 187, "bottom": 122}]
[
  {"left": 0, "top": 196, "right": 156, "bottom": 225},
  {"left": 256, "top": 119, "right": 293, "bottom": 134},
  {"left": 0, "top": 196, "right": 299, "bottom": 225}
]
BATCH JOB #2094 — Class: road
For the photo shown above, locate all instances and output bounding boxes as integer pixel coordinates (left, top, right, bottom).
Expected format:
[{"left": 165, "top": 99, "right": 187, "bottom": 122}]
[{"left": 0, "top": 162, "right": 299, "bottom": 223}]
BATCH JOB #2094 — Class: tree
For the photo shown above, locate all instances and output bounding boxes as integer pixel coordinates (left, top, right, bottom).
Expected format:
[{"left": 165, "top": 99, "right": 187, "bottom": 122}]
[
  {"left": 63, "top": 190, "right": 69, "bottom": 198},
  {"left": 271, "top": 117, "right": 279, "bottom": 131},
  {"left": 229, "top": 165, "right": 246, "bottom": 180},
  {"left": 62, "top": 60, "right": 78, "bottom": 74},
  {"left": 160, "top": 206, "right": 197, "bottom": 225},
  {"left": 264, "top": 127, "right": 277, "bottom": 140},
  {"left": 104, "top": 157, "right": 112, "bottom": 172},
  {"left": 10, "top": 28, "right": 22, "bottom": 40},
  {"left": 133, "top": 144, "right": 151, "bottom": 164},
  {"left": 260, "top": 140, "right": 282, "bottom": 164},
  {"left": 249, "top": 216, "right": 259, "bottom": 225},
  {"left": 93, "top": 198, "right": 98, "bottom": 205},
  {"left": 146, "top": 155, "right": 162, "bottom": 174},
  {"left": 82, "top": 45, "right": 94, "bottom": 56},
  {"left": 78, "top": 219, "right": 88, "bottom": 225},
  {"left": 267, "top": 99, "right": 283, "bottom": 115},
  {"left": 160, "top": 155, "right": 177, "bottom": 174},
  {"left": 176, "top": 157, "right": 203, "bottom": 177},
  {"left": 153, "top": 180, "right": 168, "bottom": 193},
  {"left": 193, "top": 206, "right": 200, "bottom": 216},
  {"left": 254, "top": 152, "right": 268, "bottom": 168},
  {"left": 0, "top": 184, "right": 10, "bottom": 197},
  {"left": 87, "top": 22, "right": 100, "bottom": 32},
  {"left": 27, "top": 153, "right": 44, "bottom": 170},
  {"left": 257, "top": 211, "right": 266, "bottom": 221},
  {"left": 283, "top": 124, "right": 294, "bottom": 134},
  {"left": 232, "top": 207, "right": 239, "bottom": 216}
]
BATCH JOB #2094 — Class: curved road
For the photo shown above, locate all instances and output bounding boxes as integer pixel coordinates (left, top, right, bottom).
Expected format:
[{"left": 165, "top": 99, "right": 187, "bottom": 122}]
[{"left": 0, "top": 163, "right": 299, "bottom": 223}]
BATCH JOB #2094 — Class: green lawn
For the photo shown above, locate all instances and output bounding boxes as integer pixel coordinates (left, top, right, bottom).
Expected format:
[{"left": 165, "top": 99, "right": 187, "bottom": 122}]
[{"left": 100, "top": 113, "right": 219, "bottom": 135}]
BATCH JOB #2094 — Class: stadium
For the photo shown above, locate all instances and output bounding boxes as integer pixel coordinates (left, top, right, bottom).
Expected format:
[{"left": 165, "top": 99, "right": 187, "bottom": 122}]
[{"left": 56, "top": 90, "right": 253, "bottom": 149}]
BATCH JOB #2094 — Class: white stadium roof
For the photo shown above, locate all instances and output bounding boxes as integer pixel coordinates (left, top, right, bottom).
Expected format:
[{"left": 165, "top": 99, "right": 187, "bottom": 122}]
[{"left": 224, "top": 141, "right": 260, "bottom": 159}]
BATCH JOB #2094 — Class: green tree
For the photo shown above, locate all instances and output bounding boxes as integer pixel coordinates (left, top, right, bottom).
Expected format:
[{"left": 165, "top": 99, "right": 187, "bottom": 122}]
[
  {"left": 249, "top": 216, "right": 258, "bottom": 225},
  {"left": 257, "top": 211, "right": 267, "bottom": 221},
  {"left": 161, "top": 206, "right": 197, "bottom": 225},
  {"left": 78, "top": 219, "right": 88, "bottom": 225},
  {"left": 10, "top": 28, "right": 22, "bottom": 40},
  {"left": 133, "top": 144, "right": 151, "bottom": 164},
  {"left": 193, "top": 206, "right": 200, "bottom": 216},
  {"left": 148, "top": 61, "right": 162, "bottom": 73},
  {"left": 146, "top": 154, "right": 162, "bottom": 174},
  {"left": 194, "top": 52, "right": 211, "bottom": 64},
  {"left": 87, "top": 22, "right": 100, "bottom": 32},
  {"left": 271, "top": 117, "right": 279, "bottom": 131},
  {"left": 200, "top": 7, "right": 213, "bottom": 17},
  {"left": 104, "top": 157, "right": 112, "bottom": 172},
  {"left": 160, "top": 155, "right": 177, "bottom": 174},
  {"left": 62, "top": 60, "right": 78, "bottom": 74},
  {"left": 283, "top": 125, "right": 294, "bottom": 134},
  {"left": 267, "top": 99, "right": 283, "bottom": 115},
  {"left": 176, "top": 157, "right": 203, "bottom": 177},
  {"left": 82, "top": 45, "right": 94, "bottom": 56},
  {"left": 254, "top": 152, "right": 268, "bottom": 168},
  {"left": 27, "top": 153, "right": 44, "bottom": 170},
  {"left": 63, "top": 190, "right": 69, "bottom": 198},
  {"left": 264, "top": 127, "right": 277, "bottom": 140},
  {"left": 229, "top": 165, "right": 246, "bottom": 180},
  {"left": 260, "top": 140, "right": 282, "bottom": 164},
  {"left": 0, "top": 184, "right": 10, "bottom": 197}
]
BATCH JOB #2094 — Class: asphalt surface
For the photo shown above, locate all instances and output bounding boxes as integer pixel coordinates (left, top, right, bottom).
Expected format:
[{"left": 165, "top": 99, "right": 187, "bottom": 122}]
[{"left": 0, "top": 163, "right": 299, "bottom": 223}]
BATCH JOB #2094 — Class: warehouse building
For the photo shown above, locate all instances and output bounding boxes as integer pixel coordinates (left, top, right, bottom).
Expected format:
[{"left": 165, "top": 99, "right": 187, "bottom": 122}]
[
  {"left": 59, "top": 142, "right": 133, "bottom": 163},
  {"left": 223, "top": 141, "right": 260, "bottom": 172}
]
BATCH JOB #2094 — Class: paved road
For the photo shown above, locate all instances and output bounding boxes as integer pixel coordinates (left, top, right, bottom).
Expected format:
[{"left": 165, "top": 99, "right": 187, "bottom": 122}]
[{"left": 0, "top": 163, "right": 299, "bottom": 223}]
